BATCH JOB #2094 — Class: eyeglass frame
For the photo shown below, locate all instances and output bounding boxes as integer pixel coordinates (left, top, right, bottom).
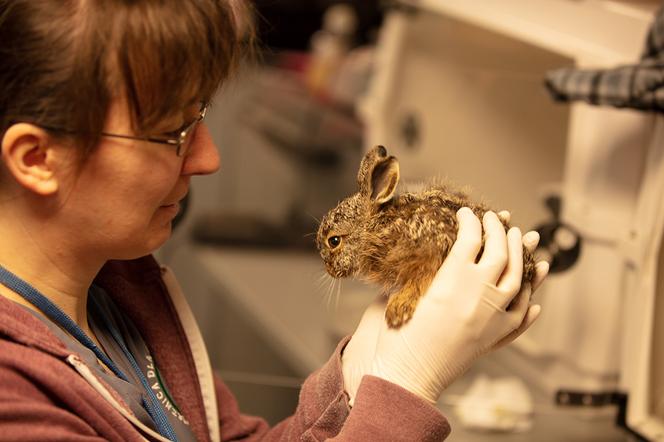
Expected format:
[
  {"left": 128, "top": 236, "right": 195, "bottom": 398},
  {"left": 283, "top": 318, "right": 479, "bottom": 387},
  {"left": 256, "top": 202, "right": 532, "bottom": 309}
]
[{"left": 32, "top": 101, "right": 209, "bottom": 157}]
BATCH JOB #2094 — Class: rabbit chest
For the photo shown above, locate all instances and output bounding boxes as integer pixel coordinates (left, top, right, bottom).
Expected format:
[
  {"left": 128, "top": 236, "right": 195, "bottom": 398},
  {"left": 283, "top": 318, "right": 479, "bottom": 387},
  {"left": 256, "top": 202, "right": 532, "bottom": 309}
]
[{"left": 359, "top": 188, "right": 468, "bottom": 292}]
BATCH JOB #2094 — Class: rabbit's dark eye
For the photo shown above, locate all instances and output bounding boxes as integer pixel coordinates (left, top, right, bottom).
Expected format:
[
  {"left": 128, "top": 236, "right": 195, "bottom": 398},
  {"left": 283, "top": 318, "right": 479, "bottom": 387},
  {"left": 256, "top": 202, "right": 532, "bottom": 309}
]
[{"left": 328, "top": 236, "right": 342, "bottom": 248}]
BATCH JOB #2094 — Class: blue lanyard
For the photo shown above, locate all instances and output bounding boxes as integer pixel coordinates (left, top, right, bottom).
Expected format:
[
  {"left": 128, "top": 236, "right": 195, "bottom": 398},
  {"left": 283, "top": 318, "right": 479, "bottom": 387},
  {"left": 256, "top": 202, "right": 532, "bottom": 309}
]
[
  {"left": 0, "top": 264, "right": 178, "bottom": 442},
  {"left": 88, "top": 294, "right": 180, "bottom": 442}
]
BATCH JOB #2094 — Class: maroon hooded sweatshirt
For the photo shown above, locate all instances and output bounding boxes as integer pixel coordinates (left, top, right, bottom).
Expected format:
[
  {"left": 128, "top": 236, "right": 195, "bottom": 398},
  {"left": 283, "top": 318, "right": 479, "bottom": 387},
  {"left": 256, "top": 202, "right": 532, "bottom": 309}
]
[{"left": 0, "top": 255, "right": 451, "bottom": 441}]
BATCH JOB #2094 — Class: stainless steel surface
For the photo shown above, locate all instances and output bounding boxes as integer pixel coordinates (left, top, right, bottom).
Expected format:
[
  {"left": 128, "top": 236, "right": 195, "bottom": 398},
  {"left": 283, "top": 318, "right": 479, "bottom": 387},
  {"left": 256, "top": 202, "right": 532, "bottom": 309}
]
[{"left": 438, "top": 354, "right": 629, "bottom": 441}]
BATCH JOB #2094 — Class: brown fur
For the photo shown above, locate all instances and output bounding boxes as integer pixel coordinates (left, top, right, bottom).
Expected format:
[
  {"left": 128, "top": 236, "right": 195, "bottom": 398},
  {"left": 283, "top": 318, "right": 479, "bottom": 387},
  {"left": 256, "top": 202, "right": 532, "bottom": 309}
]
[{"left": 316, "top": 145, "right": 536, "bottom": 328}]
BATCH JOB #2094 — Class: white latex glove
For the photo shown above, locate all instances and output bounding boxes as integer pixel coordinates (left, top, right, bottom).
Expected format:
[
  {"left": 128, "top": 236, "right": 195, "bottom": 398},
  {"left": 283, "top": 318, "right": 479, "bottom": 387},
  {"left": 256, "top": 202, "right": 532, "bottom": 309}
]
[{"left": 342, "top": 207, "right": 549, "bottom": 405}]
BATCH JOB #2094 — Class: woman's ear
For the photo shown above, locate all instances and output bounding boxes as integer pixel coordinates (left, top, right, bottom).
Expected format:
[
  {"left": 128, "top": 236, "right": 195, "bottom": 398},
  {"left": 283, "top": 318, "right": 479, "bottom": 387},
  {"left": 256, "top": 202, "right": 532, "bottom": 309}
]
[{"left": 1, "top": 123, "right": 60, "bottom": 195}]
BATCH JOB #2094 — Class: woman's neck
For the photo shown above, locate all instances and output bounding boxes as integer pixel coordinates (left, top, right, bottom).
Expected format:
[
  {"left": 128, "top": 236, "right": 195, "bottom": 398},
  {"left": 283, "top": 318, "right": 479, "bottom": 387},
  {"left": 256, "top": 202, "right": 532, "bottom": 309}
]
[{"left": 0, "top": 214, "right": 104, "bottom": 334}]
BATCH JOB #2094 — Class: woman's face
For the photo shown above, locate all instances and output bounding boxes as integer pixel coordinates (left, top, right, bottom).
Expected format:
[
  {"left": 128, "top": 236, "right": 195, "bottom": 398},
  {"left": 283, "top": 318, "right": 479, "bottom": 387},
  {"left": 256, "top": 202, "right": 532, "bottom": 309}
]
[{"left": 58, "top": 99, "right": 220, "bottom": 260}]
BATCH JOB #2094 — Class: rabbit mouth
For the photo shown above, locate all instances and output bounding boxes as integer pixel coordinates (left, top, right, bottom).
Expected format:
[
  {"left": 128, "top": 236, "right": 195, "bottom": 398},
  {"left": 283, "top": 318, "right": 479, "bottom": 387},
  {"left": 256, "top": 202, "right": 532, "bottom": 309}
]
[
  {"left": 328, "top": 266, "right": 357, "bottom": 279},
  {"left": 327, "top": 268, "right": 345, "bottom": 278},
  {"left": 325, "top": 264, "right": 351, "bottom": 279}
]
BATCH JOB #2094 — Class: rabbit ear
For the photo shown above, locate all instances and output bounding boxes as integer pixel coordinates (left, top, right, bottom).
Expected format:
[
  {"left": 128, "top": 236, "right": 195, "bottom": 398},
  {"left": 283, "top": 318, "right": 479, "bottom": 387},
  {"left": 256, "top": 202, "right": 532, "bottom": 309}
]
[
  {"left": 370, "top": 157, "right": 400, "bottom": 204},
  {"left": 357, "top": 146, "right": 400, "bottom": 204},
  {"left": 358, "top": 145, "right": 390, "bottom": 195}
]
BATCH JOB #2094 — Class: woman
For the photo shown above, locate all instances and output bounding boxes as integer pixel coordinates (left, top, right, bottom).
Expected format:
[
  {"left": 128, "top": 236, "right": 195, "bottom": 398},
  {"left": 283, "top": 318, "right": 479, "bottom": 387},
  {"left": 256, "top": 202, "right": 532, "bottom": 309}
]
[{"left": 0, "top": 1, "right": 548, "bottom": 441}]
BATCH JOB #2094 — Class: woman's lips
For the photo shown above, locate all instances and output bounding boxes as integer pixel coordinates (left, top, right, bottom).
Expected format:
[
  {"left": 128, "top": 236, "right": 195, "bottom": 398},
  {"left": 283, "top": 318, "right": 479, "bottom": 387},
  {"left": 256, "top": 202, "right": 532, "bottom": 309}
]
[{"left": 160, "top": 202, "right": 180, "bottom": 216}]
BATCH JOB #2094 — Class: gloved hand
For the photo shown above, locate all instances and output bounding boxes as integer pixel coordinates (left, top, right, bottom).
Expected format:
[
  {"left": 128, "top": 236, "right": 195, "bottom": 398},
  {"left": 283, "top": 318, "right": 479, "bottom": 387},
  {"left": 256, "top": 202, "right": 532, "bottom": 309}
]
[{"left": 342, "top": 207, "right": 549, "bottom": 405}]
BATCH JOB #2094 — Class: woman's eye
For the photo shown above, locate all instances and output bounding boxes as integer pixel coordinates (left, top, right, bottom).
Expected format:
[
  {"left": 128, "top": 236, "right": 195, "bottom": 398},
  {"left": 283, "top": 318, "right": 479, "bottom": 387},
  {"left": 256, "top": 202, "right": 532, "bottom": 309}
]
[{"left": 327, "top": 236, "right": 341, "bottom": 248}]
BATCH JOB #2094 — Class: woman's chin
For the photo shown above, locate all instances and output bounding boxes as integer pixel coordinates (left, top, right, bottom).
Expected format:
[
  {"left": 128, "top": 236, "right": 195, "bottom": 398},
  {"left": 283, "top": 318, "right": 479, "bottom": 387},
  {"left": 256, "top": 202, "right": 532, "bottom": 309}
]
[
  {"left": 109, "top": 226, "right": 173, "bottom": 261},
  {"left": 147, "top": 223, "right": 174, "bottom": 252}
]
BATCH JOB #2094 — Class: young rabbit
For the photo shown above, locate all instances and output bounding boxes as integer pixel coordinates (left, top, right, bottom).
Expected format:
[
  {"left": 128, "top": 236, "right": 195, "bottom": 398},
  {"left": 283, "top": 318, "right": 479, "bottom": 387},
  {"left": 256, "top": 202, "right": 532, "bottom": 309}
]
[{"left": 316, "top": 145, "right": 536, "bottom": 328}]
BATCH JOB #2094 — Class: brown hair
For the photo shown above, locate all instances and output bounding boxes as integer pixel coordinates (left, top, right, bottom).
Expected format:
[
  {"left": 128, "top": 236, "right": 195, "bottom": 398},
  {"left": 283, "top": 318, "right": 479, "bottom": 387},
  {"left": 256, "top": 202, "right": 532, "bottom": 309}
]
[{"left": 0, "top": 0, "right": 251, "bottom": 155}]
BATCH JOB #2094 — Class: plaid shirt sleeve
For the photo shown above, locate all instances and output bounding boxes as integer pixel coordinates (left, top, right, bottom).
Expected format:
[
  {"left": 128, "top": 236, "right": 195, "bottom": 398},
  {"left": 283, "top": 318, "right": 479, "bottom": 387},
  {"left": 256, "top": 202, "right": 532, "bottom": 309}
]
[{"left": 544, "top": 6, "right": 664, "bottom": 113}]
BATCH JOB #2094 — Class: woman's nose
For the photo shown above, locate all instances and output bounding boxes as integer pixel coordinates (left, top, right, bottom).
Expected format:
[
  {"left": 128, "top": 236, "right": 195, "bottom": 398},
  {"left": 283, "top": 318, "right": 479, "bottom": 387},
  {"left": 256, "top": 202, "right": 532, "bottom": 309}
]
[{"left": 181, "top": 123, "right": 220, "bottom": 176}]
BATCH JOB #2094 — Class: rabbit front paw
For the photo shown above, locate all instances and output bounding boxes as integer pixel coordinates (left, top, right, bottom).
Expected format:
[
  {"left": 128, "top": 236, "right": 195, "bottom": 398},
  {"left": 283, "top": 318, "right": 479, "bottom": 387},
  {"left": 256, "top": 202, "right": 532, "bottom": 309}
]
[{"left": 385, "top": 288, "right": 420, "bottom": 328}]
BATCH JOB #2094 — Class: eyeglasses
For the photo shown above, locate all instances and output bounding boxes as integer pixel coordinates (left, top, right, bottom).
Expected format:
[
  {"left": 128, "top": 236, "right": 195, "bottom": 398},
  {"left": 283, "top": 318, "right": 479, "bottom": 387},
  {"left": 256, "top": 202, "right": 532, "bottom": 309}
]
[{"left": 38, "top": 102, "right": 209, "bottom": 157}]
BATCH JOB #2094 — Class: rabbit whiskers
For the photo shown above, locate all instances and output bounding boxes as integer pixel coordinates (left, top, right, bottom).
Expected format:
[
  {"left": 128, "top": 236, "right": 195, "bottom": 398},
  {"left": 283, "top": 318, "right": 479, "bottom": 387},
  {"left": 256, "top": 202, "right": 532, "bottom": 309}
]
[
  {"left": 317, "top": 272, "right": 342, "bottom": 312},
  {"left": 305, "top": 212, "right": 321, "bottom": 225}
]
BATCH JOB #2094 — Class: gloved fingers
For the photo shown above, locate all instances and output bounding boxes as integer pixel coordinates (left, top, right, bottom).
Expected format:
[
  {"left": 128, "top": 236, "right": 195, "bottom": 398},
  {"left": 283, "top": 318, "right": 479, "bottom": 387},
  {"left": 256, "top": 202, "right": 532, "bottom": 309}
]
[
  {"left": 492, "top": 303, "right": 541, "bottom": 350},
  {"left": 523, "top": 230, "right": 548, "bottom": 293},
  {"left": 448, "top": 207, "right": 483, "bottom": 263},
  {"left": 532, "top": 261, "right": 550, "bottom": 293},
  {"left": 507, "top": 282, "right": 531, "bottom": 323},
  {"left": 494, "top": 227, "right": 524, "bottom": 308},
  {"left": 522, "top": 230, "right": 540, "bottom": 254},
  {"left": 497, "top": 210, "right": 511, "bottom": 224},
  {"left": 477, "top": 211, "right": 508, "bottom": 281}
]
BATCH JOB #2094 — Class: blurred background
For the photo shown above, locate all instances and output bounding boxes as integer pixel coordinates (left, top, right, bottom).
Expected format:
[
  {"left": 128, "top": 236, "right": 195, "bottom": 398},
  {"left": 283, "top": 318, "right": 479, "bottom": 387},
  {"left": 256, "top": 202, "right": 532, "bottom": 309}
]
[{"left": 157, "top": 1, "right": 664, "bottom": 440}]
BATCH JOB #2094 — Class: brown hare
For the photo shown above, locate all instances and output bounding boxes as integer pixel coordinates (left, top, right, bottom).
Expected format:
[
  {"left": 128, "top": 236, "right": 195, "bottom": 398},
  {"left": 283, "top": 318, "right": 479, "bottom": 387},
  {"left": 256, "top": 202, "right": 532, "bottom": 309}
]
[{"left": 316, "top": 145, "right": 536, "bottom": 328}]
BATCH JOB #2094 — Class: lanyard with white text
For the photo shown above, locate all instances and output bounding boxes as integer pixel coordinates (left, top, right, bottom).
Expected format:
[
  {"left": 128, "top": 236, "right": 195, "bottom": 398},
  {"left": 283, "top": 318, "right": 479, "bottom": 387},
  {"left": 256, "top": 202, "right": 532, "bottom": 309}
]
[
  {"left": 0, "top": 264, "right": 178, "bottom": 442},
  {"left": 88, "top": 293, "right": 181, "bottom": 441}
]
